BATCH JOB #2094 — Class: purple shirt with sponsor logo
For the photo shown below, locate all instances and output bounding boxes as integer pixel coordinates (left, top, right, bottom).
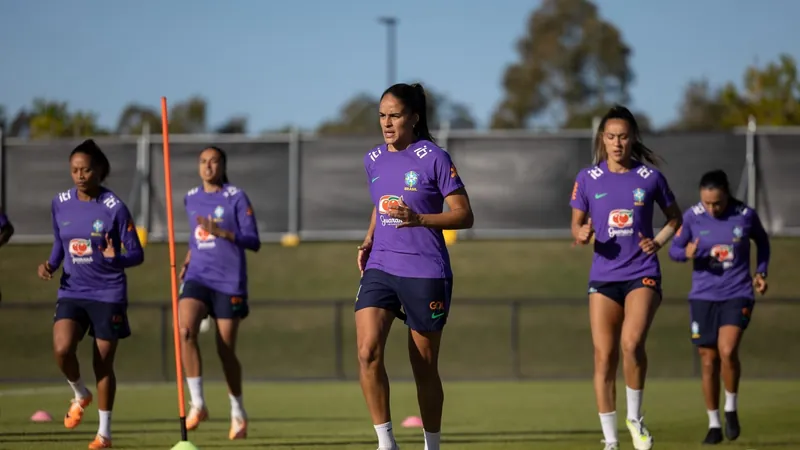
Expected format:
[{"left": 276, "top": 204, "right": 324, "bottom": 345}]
[
  {"left": 669, "top": 202, "right": 770, "bottom": 301},
  {"left": 570, "top": 160, "right": 676, "bottom": 282},
  {"left": 364, "top": 140, "right": 464, "bottom": 279},
  {"left": 47, "top": 187, "right": 144, "bottom": 303},
  {"left": 183, "top": 184, "right": 260, "bottom": 296}
]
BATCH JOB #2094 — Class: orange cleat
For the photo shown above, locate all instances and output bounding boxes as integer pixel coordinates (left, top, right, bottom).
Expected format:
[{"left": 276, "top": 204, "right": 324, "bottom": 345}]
[
  {"left": 186, "top": 405, "right": 209, "bottom": 431},
  {"left": 64, "top": 393, "right": 93, "bottom": 429},
  {"left": 88, "top": 434, "right": 112, "bottom": 449},
  {"left": 229, "top": 416, "right": 247, "bottom": 440}
]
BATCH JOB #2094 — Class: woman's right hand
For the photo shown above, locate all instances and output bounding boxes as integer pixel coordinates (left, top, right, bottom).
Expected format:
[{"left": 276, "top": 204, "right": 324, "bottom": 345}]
[
  {"left": 575, "top": 218, "right": 594, "bottom": 245},
  {"left": 38, "top": 262, "right": 53, "bottom": 280},
  {"left": 357, "top": 238, "right": 373, "bottom": 276}
]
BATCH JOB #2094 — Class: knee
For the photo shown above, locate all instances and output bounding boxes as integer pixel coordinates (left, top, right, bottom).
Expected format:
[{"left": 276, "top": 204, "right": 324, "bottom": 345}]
[
  {"left": 621, "top": 336, "right": 644, "bottom": 358},
  {"left": 593, "top": 346, "right": 618, "bottom": 373},
  {"left": 700, "top": 352, "right": 718, "bottom": 370},
  {"left": 53, "top": 340, "right": 74, "bottom": 360},
  {"left": 357, "top": 341, "right": 383, "bottom": 370},
  {"left": 718, "top": 344, "right": 738, "bottom": 363},
  {"left": 216, "top": 341, "right": 237, "bottom": 362},
  {"left": 181, "top": 327, "right": 198, "bottom": 344}
]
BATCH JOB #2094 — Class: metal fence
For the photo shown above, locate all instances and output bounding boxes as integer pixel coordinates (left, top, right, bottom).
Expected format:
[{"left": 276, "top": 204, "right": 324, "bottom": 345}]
[
  {"left": 2, "top": 119, "right": 799, "bottom": 244},
  {"left": 1, "top": 298, "right": 797, "bottom": 383}
]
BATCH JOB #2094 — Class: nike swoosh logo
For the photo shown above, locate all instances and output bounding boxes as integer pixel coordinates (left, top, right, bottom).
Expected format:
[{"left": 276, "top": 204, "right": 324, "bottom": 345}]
[
  {"left": 431, "top": 312, "right": 445, "bottom": 319},
  {"left": 594, "top": 193, "right": 608, "bottom": 199},
  {"left": 371, "top": 177, "right": 380, "bottom": 183}
]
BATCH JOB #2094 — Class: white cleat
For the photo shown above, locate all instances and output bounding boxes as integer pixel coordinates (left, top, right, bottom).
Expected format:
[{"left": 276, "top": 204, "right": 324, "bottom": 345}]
[
  {"left": 626, "top": 416, "right": 654, "bottom": 449},
  {"left": 601, "top": 440, "right": 619, "bottom": 450}
]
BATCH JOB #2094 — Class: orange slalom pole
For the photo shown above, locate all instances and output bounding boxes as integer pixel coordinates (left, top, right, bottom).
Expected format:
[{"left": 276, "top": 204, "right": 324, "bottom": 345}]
[{"left": 161, "top": 97, "right": 189, "bottom": 441}]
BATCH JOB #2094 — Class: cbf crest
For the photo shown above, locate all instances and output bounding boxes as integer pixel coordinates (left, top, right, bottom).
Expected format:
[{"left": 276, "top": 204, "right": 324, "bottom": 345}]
[
  {"left": 404, "top": 171, "right": 418, "bottom": 192},
  {"left": 691, "top": 321, "right": 700, "bottom": 339},
  {"left": 92, "top": 220, "right": 104, "bottom": 236},
  {"left": 633, "top": 188, "right": 645, "bottom": 206},
  {"left": 732, "top": 226, "right": 743, "bottom": 242},
  {"left": 213, "top": 206, "right": 224, "bottom": 222}
]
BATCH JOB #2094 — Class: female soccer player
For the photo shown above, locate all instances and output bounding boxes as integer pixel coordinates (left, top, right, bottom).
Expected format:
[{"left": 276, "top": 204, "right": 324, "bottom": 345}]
[
  {"left": 177, "top": 146, "right": 260, "bottom": 440},
  {"left": 355, "top": 83, "right": 474, "bottom": 450},
  {"left": 570, "top": 105, "right": 682, "bottom": 450},
  {"left": 37, "top": 139, "right": 144, "bottom": 449},
  {"left": 668, "top": 169, "right": 769, "bottom": 445}
]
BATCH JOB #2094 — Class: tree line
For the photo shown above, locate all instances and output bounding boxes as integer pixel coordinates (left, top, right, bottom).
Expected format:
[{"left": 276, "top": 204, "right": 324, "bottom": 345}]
[{"left": 2, "top": 0, "right": 799, "bottom": 140}]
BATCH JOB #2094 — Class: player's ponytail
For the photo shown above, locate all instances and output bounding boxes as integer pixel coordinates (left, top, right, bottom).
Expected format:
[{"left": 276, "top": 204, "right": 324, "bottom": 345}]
[
  {"left": 593, "top": 105, "right": 662, "bottom": 167},
  {"left": 699, "top": 169, "right": 742, "bottom": 206},
  {"left": 70, "top": 139, "right": 111, "bottom": 182},
  {"left": 381, "top": 82, "right": 437, "bottom": 144},
  {"left": 206, "top": 146, "right": 230, "bottom": 184}
]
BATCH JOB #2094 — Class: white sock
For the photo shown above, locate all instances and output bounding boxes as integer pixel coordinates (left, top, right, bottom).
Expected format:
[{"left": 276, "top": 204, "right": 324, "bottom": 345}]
[
  {"left": 424, "top": 429, "right": 441, "bottom": 450},
  {"left": 98, "top": 410, "right": 112, "bottom": 439},
  {"left": 707, "top": 409, "right": 721, "bottom": 428},
  {"left": 186, "top": 377, "right": 204, "bottom": 408},
  {"left": 626, "top": 386, "right": 642, "bottom": 421},
  {"left": 67, "top": 378, "right": 90, "bottom": 400},
  {"left": 229, "top": 393, "right": 246, "bottom": 419},
  {"left": 724, "top": 391, "right": 737, "bottom": 412},
  {"left": 374, "top": 421, "right": 397, "bottom": 449},
  {"left": 599, "top": 411, "right": 618, "bottom": 444}
]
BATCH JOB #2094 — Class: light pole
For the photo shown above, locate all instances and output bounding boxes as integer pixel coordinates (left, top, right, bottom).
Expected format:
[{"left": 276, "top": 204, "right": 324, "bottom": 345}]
[{"left": 378, "top": 17, "right": 398, "bottom": 87}]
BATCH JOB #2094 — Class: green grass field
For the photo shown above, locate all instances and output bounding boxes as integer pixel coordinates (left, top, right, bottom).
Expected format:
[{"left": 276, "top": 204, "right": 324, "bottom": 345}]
[
  {"left": 2, "top": 239, "right": 799, "bottom": 302},
  {"left": 0, "top": 381, "right": 798, "bottom": 449},
  {"left": 0, "top": 240, "right": 797, "bottom": 449}
]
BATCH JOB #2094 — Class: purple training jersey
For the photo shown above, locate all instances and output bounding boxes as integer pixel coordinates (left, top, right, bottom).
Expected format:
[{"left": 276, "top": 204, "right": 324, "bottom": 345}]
[
  {"left": 570, "top": 160, "right": 676, "bottom": 282},
  {"left": 183, "top": 184, "right": 260, "bottom": 296},
  {"left": 364, "top": 140, "right": 465, "bottom": 279},
  {"left": 669, "top": 202, "right": 770, "bottom": 301},
  {"left": 48, "top": 187, "right": 144, "bottom": 303}
]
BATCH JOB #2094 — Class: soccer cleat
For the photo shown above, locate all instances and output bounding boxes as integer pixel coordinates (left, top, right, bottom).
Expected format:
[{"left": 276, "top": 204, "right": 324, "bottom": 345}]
[
  {"left": 64, "top": 392, "right": 93, "bottom": 429},
  {"left": 601, "top": 440, "right": 619, "bottom": 450},
  {"left": 229, "top": 416, "right": 247, "bottom": 440},
  {"left": 724, "top": 411, "right": 740, "bottom": 441},
  {"left": 626, "top": 416, "right": 654, "bottom": 450},
  {"left": 88, "top": 434, "right": 112, "bottom": 449},
  {"left": 703, "top": 427, "right": 723, "bottom": 444},
  {"left": 186, "top": 404, "right": 209, "bottom": 431}
]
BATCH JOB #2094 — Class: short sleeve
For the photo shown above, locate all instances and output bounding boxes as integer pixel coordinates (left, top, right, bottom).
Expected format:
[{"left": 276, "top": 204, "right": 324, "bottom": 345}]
[
  {"left": 654, "top": 172, "right": 676, "bottom": 209},
  {"left": 569, "top": 172, "right": 589, "bottom": 212},
  {"left": 431, "top": 150, "right": 464, "bottom": 197}
]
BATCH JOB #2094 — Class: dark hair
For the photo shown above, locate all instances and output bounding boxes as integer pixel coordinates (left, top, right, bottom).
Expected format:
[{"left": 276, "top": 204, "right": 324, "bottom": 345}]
[
  {"left": 70, "top": 139, "right": 110, "bottom": 182},
  {"left": 699, "top": 169, "right": 741, "bottom": 204},
  {"left": 380, "top": 83, "right": 436, "bottom": 144},
  {"left": 204, "top": 146, "right": 229, "bottom": 184},
  {"left": 593, "top": 105, "right": 662, "bottom": 167}
]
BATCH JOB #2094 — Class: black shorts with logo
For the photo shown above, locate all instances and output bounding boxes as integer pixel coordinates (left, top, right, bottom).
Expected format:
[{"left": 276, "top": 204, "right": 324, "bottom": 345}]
[
  {"left": 54, "top": 298, "right": 131, "bottom": 341},
  {"left": 179, "top": 280, "right": 249, "bottom": 320},
  {"left": 588, "top": 276, "right": 662, "bottom": 306},
  {"left": 355, "top": 269, "right": 452, "bottom": 332},
  {"left": 689, "top": 298, "right": 754, "bottom": 347}
]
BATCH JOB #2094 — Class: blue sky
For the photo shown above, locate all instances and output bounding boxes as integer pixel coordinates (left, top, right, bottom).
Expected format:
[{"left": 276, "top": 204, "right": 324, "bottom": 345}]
[{"left": 1, "top": 0, "right": 797, "bottom": 132}]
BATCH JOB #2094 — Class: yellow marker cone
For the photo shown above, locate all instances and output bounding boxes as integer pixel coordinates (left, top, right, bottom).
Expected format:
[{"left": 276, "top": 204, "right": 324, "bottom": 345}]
[
  {"left": 443, "top": 230, "right": 457, "bottom": 246},
  {"left": 136, "top": 226, "right": 148, "bottom": 248},
  {"left": 281, "top": 233, "right": 300, "bottom": 247}
]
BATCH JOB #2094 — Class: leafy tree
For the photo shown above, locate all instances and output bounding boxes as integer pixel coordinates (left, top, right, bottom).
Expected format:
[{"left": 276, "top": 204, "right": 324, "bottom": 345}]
[
  {"left": 316, "top": 86, "right": 476, "bottom": 135},
  {"left": 215, "top": 116, "right": 248, "bottom": 134},
  {"left": 27, "top": 99, "right": 105, "bottom": 139},
  {"left": 116, "top": 103, "right": 161, "bottom": 135},
  {"left": 492, "top": 0, "right": 634, "bottom": 129},
  {"left": 672, "top": 54, "right": 800, "bottom": 130}
]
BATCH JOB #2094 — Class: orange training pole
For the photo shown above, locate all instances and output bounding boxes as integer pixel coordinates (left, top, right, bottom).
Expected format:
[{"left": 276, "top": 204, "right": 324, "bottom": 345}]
[{"left": 161, "top": 97, "right": 189, "bottom": 441}]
